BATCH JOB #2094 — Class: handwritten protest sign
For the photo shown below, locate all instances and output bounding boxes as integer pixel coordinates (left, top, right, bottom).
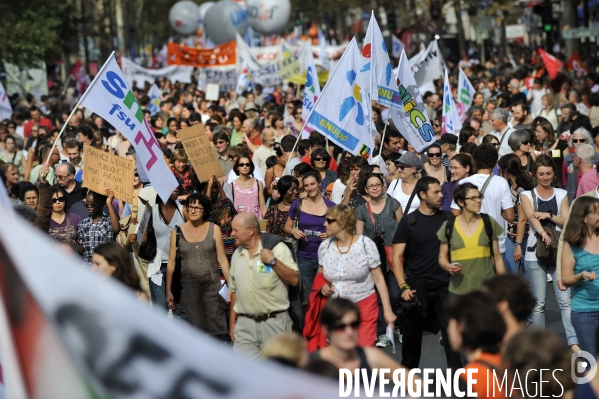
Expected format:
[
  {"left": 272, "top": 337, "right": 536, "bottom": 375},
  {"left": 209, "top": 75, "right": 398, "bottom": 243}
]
[
  {"left": 82, "top": 144, "right": 135, "bottom": 203},
  {"left": 177, "top": 125, "right": 224, "bottom": 182}
]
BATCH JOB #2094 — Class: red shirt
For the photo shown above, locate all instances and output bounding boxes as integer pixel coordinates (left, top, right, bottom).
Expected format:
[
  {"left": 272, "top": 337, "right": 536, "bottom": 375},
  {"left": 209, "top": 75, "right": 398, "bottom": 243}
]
[
  {"left": 301, "top": 154, "right": 338, "bottom": 172},
  {"left": 462, "top": 352, "right": 506, "bottom": 399},
  {"left": 24, "top": 118, "right": 54, "bottom": 138}
]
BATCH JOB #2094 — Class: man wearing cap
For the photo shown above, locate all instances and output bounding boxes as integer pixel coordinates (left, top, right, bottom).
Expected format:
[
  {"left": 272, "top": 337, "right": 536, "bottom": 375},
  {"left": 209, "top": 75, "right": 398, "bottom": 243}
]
[
  {"left": 388, "top": 152, "right": 423, "bottom": 215},
  {"left": 438, "top": 134, "right": 458, "bottom": 168}
]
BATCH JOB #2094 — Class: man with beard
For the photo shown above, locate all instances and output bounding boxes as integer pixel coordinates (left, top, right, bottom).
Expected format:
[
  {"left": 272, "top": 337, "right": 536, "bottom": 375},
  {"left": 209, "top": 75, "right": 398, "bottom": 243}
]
[
  {"left": 252, "top": 128, "right": 276, "bottom": 176},
  {"left": 391, "top": 176, "right": 463, "bottom": 373},
  {"left": 511, "top": 102, "right": 533, "bottom": 130}
]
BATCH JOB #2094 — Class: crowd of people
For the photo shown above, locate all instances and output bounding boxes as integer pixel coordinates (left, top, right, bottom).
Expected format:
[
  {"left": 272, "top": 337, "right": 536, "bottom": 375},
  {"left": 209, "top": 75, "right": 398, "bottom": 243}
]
[{"left": 3, "top": 58, "right": 599, "bottom": 396}]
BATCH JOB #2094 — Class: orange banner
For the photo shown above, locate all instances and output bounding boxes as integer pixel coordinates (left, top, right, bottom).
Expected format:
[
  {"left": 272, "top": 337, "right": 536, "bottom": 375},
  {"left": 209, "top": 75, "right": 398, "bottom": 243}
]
[{"left": 167, "top": 41, "right": 236, "bottom": 68}]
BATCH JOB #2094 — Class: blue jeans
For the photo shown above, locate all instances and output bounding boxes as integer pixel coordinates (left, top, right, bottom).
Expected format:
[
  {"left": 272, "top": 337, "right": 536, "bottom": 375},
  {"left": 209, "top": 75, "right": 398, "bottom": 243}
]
[
  {"left": 504, "top": 239, "right": 525, "bottom": 275},
  {"left": 149, "top": 265, "right": 180, "bottom": 316},
  {"left": 525, "top": 260, "right": 579, "bottom": 346},
  {"left": 571, "top": 311, "right": 599, "bottom": 356},
  {"left": 298, "top": 257, "right": 320, "bottom": 292}
]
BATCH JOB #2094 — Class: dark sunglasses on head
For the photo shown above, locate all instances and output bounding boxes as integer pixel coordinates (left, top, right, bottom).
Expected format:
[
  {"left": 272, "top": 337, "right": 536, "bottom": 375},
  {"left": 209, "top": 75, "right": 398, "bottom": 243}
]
[
  {"left": 428, "top": 152, "right": 442, "bottom": 158},
  {"left": 52, "top": 197, "right": 66, "bottom": 203},
  {"left": 331, "top": 320, "right": 360, "bottom": 331},
  {"left": 573, "top": 139, "right": 587, "bottom": 143},
  {"left": 238, "top": 163, "right": 252, "bottom": 167}
]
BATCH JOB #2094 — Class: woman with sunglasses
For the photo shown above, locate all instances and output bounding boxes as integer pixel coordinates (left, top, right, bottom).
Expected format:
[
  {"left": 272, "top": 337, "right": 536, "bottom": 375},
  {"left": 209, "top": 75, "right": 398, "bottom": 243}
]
[
  {"left": 285, "top": 171, "right": 335, "bottom": 291},
  {"left": 265, "top": 144, "right": 287, "bottom": 198},
  {"left": 49, "top": 186, "right": 81, "bottom": 246},
  {"left": 311, "top": 148, "right": 338, "bottom": 193},
  {"left": 508, "top": 129, "right": 537, "bottom": 175},
  {"left": 438, "top": 183, "right": 505, "bottom": 297},
  {"left": 432, "top": 117, "right": 443, "bottom": 140},
  {"left": 77, "top": 189, "right": 120, "bottom": 267},
  {"left": 232, "top": 156, "right": 266, "bottom": 219},
  {"left": 441, "top": 153, "right": 473, "bottom": 212},
  {"left": 317, "top": 205, "right": 396, "bottom": 347},
  {"left": 424, "top": 144, "right": 448, "bottom": 184},
  {"left": 312, "top": 298, "right": 408, "bottom": 376},
  {"left": 165, "top": 193, "right": 229, "bottom": 337},
  {"left": 535, "top": 119, "right": 568, "bottom": 188},
  {"left": 265, "top": 175, "right": 300, "bottom": 236},
  {"left": 388, "top": 152, "right": 423, "bottom": 215},
  {"left": 286, "top": 106, "right": 304, "bottom": 137},
  {"left": 563, "top": 127, "right": 597, "bottom": 203},
  {"left": 520, "top": 155, "right": 580, "bottom": 353}
]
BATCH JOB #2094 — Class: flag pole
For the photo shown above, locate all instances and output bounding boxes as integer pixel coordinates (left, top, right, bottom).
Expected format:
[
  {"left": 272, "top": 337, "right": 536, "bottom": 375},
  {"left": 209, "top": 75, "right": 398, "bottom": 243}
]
[
  {"left": 378, "top": 112, "right": 391, "bottom": 158},
  {"left": 45, "top": 52, "right": 116, "bottom": 165}
]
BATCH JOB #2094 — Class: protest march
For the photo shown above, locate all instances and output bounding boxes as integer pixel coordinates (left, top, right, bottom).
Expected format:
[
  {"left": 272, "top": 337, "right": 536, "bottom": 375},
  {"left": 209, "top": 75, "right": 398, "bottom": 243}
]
[{"left": 2, "top": 0, "right": 599, "bottom": 397}]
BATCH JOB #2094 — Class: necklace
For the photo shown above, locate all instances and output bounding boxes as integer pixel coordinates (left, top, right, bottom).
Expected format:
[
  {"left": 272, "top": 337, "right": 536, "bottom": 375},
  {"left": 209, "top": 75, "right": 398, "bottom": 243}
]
[{"left": 335, "top": 235, "right": 355, "bottom": 254}]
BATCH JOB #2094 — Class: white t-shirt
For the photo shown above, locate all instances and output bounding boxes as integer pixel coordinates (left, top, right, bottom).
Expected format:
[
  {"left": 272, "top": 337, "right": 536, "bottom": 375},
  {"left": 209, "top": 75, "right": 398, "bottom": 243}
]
[
  {"left": 331, "top": 179, "right": 346, "bottom": 204},
  {"left": 520, "top": 188, "right": 567, "bottom": 262},
  {"left": 451, "top": 174, "right": 513, "bottom": 253},
  {"left": 388, "top": 179, "right": 420, "bottom": 214}
]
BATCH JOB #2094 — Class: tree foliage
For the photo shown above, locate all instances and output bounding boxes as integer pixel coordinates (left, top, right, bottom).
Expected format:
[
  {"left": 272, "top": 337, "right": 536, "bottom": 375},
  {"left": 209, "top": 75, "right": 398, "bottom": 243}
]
[{"left": 0, "top": 0, "right": 76, "bottom": 67}]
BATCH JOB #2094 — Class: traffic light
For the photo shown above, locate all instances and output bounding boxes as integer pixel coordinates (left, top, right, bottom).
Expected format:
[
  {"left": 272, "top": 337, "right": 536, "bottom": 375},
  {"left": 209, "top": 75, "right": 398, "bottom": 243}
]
[{"left": 533, "top": 0, "right": 553, "bottom": 32}]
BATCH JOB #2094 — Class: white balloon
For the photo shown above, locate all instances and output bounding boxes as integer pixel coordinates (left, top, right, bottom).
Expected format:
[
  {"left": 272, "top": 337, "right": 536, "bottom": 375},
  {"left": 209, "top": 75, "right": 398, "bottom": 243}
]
[
  {"left": 246, "top": 0, "right": 291, "bottom": 35},
  {"left": 204, "top": 0, "right": 248, "bottom": 45},
  {"left": 198, "top": 2, "right": 215, "bottom": 24},
  {"left": 169, "top": 1, "right": 200, "bottom": 35}
]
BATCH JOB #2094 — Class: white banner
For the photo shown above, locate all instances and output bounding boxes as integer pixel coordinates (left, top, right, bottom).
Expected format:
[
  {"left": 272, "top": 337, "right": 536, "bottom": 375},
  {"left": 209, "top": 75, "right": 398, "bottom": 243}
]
[
  {"left": 414, "top": 40, "right": 445, "bottom": 87},
  {"left": 387, "top": 50, "right": 436, "bottom": 152},
  {"left": 392, "top": 35, "right": 404, "bottom": 59},
  {"left": 121, "top": 56, "right": 193, "bottom": 87},
  {"left": 0, "top": 186, "right": 340, "bottom": 399},
  {"left": 456, "top": 68, "right": 477, "bottom": 122},
  {"left": 305, "top": 39, "right": 373, "bottom": 157},
  {"left": 442, "top": 69, "right": 462, "bottom": 134},
  {"left": 204, "top": 66, "right": 238, "bottom": 92},
  {"left": 0, "top": 81, "right": 13, "bottom": 121},
  {"left": 80, "top": 53, "right": 178, "bottom": 203}
]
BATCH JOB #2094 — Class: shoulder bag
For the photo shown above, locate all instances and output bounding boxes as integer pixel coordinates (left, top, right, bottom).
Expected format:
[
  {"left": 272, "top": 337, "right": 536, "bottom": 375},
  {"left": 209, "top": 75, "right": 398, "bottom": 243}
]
[
  {"left": 530, "top": 190, "right": 560, "bottom": 263},
  {"left": 171, "top": 226, "right": 183, "bottom": 304},
  {"left": 138, "top": 213, "right": 157, "bottom": 260}
]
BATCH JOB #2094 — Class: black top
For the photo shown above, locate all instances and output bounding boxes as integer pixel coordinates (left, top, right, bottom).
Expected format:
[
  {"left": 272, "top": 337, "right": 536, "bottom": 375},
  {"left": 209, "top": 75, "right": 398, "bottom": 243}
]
[
  {"left": 311, "top": 347, "right": 371, "bottom": 374},
  {"left": 392, "top": 209, "right": 450, "bottom": 286},
  {"left": 55, "top": 181, "right": 84, "bottom": 212}
]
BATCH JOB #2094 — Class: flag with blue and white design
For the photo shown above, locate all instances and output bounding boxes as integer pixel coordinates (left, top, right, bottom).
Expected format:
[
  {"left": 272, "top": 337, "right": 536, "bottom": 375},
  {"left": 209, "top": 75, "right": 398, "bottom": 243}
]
[
  {"left": 392, "top": 35, "right": 404, "bottom": 59},
  {"left": 304, "top": 38, "right": 373, "bottom": 158},
  {"left": 441, "top": 69, "right": 462, "bottom": 134},
  {"left": 301, "top": 52, "right": 321, "bottom": 138},
  {"left": 318, "top": 29, "right": 330, "bottom": 70},
  {"left": 456, "top": 68, "right": 477, "bottom": 122},
  {"left": 357, "top": 12, "right": 403, "bottom": 110},
  {"left": 147, "top": 84, "right": 161, "bottom": 115}
]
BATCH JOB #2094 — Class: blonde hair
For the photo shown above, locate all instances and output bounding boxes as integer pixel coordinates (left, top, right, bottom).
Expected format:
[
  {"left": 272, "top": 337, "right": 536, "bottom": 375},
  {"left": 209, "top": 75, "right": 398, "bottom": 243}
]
[
  {"left": 261, "top": 333, "right": 307, "bottom": 367},
  {"left": 170, "top": 149, "right": 188, "bottom": 163},
  {"left": 542, "top": 93, "right": 555, "bottom": 110},
  {"left": 327, "top": 204, "right": 356, "bottom": 234}
]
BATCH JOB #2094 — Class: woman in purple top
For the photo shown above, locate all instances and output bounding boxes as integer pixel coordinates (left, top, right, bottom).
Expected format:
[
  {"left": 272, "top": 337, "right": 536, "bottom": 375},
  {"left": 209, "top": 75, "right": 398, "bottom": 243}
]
[
  {"left": 48, "top": 186, "right": 81, "bottom": 246},
  {"left": 285, "top": 171, "right": 335, "bottom": 291}
]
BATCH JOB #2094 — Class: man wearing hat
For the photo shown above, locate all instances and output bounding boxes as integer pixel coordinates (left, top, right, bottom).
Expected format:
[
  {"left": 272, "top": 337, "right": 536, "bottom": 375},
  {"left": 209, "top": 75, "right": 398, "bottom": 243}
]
[
  {"left": 438, "top": 134, "right": 458, "bottom": 168},
  {"left": 388, "top": 152, "right": 424, "bottom": 215}
]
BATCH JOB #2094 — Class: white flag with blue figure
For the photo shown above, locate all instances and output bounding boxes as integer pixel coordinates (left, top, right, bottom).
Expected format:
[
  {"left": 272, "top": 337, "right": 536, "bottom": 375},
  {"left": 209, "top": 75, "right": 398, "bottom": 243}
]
[
  {"left": 301, "top": 52, "right": 321, "bottom": 138},
  {"left": 304, "top": 38, "right": 373, "bottom": 158},
  {"left": 456, "top": 68, "right": 477, "bottom": 122},
  {"left": 441, "top": 69, "right": 462, "bottom": 134},
  {"left": 392, "top": 35, "right": 404, "bottom": 59},
  {"left": 357, "top": 12, "right": 403, "bottom": 110},
  {"left": 147, "top": 84, "right": 161, "bottom": 115}
]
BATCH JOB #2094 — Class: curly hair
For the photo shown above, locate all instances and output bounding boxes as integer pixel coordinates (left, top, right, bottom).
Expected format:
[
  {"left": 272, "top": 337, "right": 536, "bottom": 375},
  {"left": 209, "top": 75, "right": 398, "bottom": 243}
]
[{"left": 326, "top": 204, "right": 356, "bottom": 234}]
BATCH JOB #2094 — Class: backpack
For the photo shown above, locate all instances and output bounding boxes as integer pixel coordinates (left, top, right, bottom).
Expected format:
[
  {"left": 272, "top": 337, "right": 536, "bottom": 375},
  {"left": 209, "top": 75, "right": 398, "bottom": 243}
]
[
  {"left": 444, "top": 213, "right": 495, "bottom": 263},
  {"left": 260, "top": 233, "right": 307, "bottom": 334}
]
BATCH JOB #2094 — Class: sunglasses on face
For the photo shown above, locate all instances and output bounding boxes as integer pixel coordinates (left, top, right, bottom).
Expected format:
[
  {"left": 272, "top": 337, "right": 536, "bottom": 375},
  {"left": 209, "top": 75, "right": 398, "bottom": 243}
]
[
  {"left": 313, "top": 158, "right": 327, "bottom": 162},
  {"left": 428, "top": 152, "right": 442, "bottom": 158},
  {"left": 433, "top": 123, "right": 441, "bottom": 128},
  {"left": 521, "top": 141, "right": 531, "bottom": 146},
  {"left": 331, "top": 320, "right": 360, "bottom": 332},
  {"left": 51, "top": 197, "right": 66, "bottom": 203},
  {"left": 238, "top": 163, "right": 252, "bottom": 167},
  {"left": 573, "top": 139, "right": 587, "bottom": 143},
  {"left": 134, "top": 172, "right": 139, "bottom": 177},
  {"left": 325, "top": 218, "right": 337, "bottom": 224},
  {"left": 394, "top": 163, "right": 410, "bottom": 170},
  {"left": 83, "top": 201, "right": 97, "bottom": 208}
]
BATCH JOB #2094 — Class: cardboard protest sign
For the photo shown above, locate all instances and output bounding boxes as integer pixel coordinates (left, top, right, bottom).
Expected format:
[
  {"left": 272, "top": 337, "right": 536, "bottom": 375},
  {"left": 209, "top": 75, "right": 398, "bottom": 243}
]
[
  {"left": 177, "top": 125, "right": 225, "bottom": 182},
  {"left": 82, "top": 144, "right": 135, "bottom": 203}
]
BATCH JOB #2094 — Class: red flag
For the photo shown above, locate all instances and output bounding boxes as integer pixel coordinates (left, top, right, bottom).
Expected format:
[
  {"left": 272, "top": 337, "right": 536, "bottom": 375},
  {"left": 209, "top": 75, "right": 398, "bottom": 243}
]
[
  {"left": 538, "top": 49, "right": 564, "bottom": 80},
  {"left": 566, "top": 51, "right": 589, "bottom": 78},
  {"left": 71, "top": 60, "right": 90, "bottom": 94},
  {"left": 524, "top": 67, "right": 545, "bottom": 91}
]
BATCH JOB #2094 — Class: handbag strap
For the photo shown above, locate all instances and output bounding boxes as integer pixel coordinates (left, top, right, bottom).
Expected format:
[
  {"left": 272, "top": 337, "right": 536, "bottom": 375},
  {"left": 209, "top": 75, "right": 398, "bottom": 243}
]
[
  {"left": 480, "top": 174, "right": 494, "bottom": 196},
  {"left": 366, "top": 202, "right": 381, "bottom": 236},
  {"left": 405, "top": 185, "right": 418, "bottom": 214},
  {"left": 530, "top": 189, "right": 537, "bottom": 212}
]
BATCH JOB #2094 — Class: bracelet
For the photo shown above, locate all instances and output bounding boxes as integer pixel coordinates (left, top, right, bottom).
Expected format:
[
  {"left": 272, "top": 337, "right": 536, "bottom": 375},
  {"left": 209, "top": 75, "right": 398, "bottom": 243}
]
[
  {"left": 399, "top": 283, "right": 410, "bottom": 290},
  {"left": 515, "top": 242, "right": 522, "bottom": 247}
]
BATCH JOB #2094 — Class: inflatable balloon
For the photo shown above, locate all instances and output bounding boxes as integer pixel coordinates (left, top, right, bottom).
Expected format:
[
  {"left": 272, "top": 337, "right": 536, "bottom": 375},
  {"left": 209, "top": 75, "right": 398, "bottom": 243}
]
[
  {"left": 198, "top": 2, "right": 215, "bottom": 25},
  {"left": 169, "top": 1, "right": 200, "bottom": 35},
  {"left": 204, "top": 0, "right": 248, "bottom": 45},
  {"left": 246, "top": 0, "right": 291, "bottom": 35}
]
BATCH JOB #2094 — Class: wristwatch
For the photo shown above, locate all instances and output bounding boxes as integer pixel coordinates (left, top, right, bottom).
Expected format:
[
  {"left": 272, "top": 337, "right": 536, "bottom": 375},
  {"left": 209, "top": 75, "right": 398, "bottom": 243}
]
[{"left": 269, "top": 258, "right": 277, "bottom": 267}]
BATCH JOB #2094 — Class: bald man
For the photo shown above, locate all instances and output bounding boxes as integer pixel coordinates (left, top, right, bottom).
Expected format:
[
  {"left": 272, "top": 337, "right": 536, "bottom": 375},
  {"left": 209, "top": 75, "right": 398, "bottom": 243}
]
[{"left": 229, "top": 213, "right": 299, "bottom": 360}]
